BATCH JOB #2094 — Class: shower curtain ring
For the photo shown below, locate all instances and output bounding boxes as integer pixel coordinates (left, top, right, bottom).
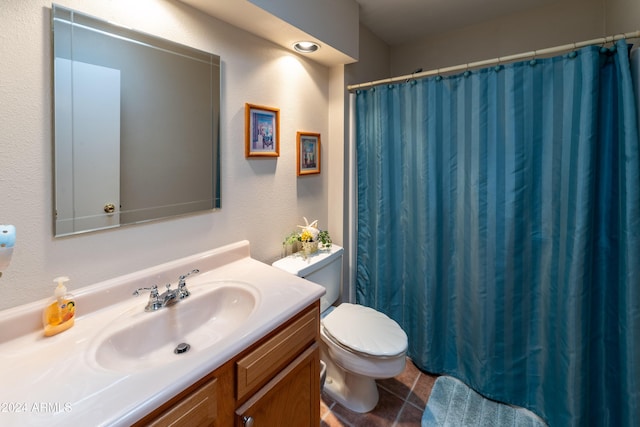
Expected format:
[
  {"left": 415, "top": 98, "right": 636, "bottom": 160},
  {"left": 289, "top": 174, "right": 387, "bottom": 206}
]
[
  {"left": 493, "top": 58, "right": 503, "bottom": 72},
  {"left": 405, "top": 68, "right": 422, "bottom": 84}
]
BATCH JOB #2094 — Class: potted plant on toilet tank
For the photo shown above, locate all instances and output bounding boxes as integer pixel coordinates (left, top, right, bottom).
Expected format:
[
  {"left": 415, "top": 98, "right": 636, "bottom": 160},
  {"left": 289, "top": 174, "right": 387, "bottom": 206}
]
[{"left": 282, "top": 217, "right": 332, "bottom": 258}]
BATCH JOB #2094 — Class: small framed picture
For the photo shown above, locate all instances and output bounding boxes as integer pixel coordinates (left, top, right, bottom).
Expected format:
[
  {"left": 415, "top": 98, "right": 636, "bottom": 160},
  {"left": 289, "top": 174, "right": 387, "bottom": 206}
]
[
  {"left": 245, "top": 103, "right": 280, "bottom": 157},
  {"left": 297, "top": 132, "right": 321, "bottom": 175}
]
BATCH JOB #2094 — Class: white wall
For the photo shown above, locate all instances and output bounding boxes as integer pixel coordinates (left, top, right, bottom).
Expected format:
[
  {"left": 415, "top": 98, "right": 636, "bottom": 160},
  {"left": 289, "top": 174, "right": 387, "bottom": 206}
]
[{"left": 0, "top": 0, "right": 332, "bottom": 310}]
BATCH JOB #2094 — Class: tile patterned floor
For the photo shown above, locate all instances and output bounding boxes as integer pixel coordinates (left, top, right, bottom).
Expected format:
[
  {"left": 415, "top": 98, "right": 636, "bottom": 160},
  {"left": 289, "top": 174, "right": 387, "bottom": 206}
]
[{"left": 320, "top": 358, "right": 438, "bottom": 426}]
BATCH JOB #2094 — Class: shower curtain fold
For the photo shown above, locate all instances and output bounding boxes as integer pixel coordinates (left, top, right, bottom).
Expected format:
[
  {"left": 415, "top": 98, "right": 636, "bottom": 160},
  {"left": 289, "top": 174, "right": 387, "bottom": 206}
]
[{"left": 355, "top": 40, "right": 640, "bottom": 427}]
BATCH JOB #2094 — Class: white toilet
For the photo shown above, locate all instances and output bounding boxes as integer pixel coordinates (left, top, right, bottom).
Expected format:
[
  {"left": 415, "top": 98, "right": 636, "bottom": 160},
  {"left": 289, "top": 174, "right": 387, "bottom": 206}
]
[{"left": 272, "top": 245, "right": 408, "bottom": 413}]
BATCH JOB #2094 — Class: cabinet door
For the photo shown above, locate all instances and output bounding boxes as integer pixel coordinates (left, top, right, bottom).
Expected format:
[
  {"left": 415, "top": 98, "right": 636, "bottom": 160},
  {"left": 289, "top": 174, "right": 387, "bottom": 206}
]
[{"left": 236, "top": 344, "right": 320, "bottom": 427}]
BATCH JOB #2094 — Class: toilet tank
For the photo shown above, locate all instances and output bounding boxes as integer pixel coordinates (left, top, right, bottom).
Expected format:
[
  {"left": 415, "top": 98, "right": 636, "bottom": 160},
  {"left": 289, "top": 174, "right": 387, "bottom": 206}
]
[{"left": 272, "top": 245, "right": 344, "bottom": 312}]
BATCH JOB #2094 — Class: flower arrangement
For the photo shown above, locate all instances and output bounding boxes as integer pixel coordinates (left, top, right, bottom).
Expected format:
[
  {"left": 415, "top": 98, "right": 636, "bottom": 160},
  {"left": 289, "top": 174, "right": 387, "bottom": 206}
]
[{"left": 282, "top": 217, "right": 332, "bottom": 257}]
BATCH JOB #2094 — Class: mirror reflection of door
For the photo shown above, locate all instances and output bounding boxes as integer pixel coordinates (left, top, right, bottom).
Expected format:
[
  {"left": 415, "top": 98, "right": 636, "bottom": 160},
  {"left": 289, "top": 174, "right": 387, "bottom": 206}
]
[{"left": 54, "top": 59, "right": 120, "bottom": 234}]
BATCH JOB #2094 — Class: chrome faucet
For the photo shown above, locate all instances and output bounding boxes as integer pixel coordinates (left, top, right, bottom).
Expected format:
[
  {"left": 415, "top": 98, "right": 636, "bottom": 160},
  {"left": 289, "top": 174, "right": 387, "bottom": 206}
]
[
  {"left": 133, "top": 269, "right": 199, "bottom": 312},
  {"left": 159, "top": 283, "right": 179, "bottom": 307}
]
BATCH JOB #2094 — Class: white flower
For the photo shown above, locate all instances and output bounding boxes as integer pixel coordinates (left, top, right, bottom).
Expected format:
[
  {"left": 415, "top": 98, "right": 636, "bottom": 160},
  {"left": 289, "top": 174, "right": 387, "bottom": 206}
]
[{"left": 297, "top": 217, "right": 320, "bottom": 241}]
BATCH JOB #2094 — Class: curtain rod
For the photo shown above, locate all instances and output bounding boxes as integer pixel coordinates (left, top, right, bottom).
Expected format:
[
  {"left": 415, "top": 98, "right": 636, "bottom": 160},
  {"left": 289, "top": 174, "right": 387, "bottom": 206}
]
[{"left": 347, "top": 30, "right": 640, "bottom": 92}]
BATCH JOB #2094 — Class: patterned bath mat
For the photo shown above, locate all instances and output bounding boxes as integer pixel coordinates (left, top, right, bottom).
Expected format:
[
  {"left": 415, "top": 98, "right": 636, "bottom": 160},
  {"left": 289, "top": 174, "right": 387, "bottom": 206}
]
[{"left": 422, "top": 376, "right": 547, "bottom": 426}]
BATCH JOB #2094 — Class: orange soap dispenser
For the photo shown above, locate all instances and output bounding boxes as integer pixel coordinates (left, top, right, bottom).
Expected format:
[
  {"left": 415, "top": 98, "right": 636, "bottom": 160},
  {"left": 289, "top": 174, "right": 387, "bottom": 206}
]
[{"left": 43, "top": 276, "right": 76, "bottom": 337}]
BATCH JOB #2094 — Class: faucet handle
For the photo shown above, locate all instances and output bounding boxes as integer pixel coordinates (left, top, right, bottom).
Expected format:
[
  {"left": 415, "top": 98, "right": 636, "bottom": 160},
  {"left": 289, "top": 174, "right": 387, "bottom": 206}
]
[
  {"left": 177, "top": 269, "right": 199, "bottom": 299},
  {"left": 133, "top": 285, "right": 163, "bottom": 311},
  {"left": 178, "top": 269, "right": 199, "bottom": 285},
  {"left": 133, "top": 285, "right": 159, "bottom": 297}
]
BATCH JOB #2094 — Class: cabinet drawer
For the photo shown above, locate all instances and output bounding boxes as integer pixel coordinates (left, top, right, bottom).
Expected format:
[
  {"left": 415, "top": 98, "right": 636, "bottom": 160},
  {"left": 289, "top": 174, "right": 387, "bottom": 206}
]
[
  {"left": 236, "top": 305, "right": 319, "bottom": 400},
  {"left": 149, "top": 378, "right": 217, "bottom": 427}
]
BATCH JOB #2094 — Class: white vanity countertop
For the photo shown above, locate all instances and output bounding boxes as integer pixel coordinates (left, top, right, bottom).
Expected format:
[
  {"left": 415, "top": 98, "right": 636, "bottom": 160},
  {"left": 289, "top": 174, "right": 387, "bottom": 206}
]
[{"left": 0, "top": 241, "right": 325, "bottom": 426}]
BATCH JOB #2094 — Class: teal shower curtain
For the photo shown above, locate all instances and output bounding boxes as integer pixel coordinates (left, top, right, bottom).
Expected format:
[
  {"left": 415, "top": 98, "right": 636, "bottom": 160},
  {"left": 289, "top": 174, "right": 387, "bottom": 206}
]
[{"left": 355, "top": 40, "right": 640, "bottom": 426}]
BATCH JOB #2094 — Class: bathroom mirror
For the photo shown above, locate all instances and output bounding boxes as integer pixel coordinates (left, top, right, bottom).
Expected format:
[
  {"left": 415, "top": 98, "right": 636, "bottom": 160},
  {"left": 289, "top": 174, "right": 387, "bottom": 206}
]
[{"left": 52, "top": 5, "right": 221, "bottom": 237}]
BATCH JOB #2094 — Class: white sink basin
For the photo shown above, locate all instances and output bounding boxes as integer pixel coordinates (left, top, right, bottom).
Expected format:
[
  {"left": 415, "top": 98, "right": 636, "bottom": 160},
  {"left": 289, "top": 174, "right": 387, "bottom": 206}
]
[
  {"left": 91, "top": 281, "right": 259, "bottom": 372},
  {"left": 0, "top": 241, "right": 326, "bottom": 427}
]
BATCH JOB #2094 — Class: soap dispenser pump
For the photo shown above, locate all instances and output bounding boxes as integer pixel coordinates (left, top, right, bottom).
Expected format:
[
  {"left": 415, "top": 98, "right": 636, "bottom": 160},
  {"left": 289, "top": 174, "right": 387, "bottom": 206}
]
[{"left": 43, "top": 276, "right": 76, "bottom": 337}]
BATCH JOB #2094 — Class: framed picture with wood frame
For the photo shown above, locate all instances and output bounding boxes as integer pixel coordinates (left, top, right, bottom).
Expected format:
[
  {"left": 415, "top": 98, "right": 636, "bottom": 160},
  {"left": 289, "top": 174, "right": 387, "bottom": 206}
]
[
  {"left": 296, "top": 132, "right": 321, "bottom": 175},
  {"left": 245, "top": 103, "right": 280, "bottom": 157}
]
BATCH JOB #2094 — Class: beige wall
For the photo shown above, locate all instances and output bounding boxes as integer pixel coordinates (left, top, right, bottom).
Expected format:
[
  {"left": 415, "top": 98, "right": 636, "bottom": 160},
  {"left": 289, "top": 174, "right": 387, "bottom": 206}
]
[
  {"left": 606, "top": 0, "right": 640, "bottom": 34},
  {"left": 390, "top": 0, "right": 606, "bottom": 76},
  {"left": 347, "top": 24, "right": 391, "bottom": 86},
  {"left": 389, "top": 0, "right": 640, "bottom": 77},
  {"left": 0, "top": 0, "right": 331, "bottom": 310}
]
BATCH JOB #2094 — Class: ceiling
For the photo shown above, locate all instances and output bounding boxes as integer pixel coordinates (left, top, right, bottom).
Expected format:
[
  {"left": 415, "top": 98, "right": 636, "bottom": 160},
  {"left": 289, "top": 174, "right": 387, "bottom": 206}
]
[
  {"left": 179, "top": 0, "right": 356, "bottom": 65},
  {"left": 179, "top": 0, "right": 558, "bottom": 65},
  {"left": 355, "top": 0, "right": 558, "bottom": 46}
]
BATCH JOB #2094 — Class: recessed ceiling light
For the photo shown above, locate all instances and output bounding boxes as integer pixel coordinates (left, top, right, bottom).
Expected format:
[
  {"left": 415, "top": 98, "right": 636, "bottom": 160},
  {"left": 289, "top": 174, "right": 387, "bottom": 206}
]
[{"left": 293, "top": 41, "right": 320, "bottom": 53}]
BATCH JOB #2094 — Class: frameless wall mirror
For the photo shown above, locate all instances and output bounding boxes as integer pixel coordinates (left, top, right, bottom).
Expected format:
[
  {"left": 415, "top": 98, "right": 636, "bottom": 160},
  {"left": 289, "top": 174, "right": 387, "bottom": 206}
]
[{"left": 52, "top": 4, "right": 221, "bottom": 237}]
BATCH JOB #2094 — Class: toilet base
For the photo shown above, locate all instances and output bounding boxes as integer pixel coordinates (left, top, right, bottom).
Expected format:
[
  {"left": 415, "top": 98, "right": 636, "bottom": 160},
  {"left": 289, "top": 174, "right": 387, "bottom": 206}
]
[
  {"left": 322, "top": 357, "right": 379, "bottom": 413},
  {"left": 319, "top": 326, "right": 407, "bottom": 414}
]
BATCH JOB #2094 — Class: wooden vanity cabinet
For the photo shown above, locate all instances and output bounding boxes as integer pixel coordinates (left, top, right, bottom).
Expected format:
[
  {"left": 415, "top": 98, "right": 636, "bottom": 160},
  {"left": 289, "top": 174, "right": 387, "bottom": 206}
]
[{"left": 135, "top": 302, "right": 320, "bottom": 427}]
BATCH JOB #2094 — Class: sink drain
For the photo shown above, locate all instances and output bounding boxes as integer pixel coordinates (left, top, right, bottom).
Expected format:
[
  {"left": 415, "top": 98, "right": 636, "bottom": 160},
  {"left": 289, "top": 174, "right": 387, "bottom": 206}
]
[{"left": 174, "top": 343, "right": 191, "bottom": 354}]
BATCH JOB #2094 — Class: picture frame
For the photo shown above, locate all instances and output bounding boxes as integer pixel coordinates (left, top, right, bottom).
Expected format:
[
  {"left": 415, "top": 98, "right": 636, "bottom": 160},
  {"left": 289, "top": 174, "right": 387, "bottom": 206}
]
[
  {"left": 245, "top": 103, "right": 280, "bottom": 157},
  {"left": 297, "top": 132, "right": 321, "bottom": 175}
]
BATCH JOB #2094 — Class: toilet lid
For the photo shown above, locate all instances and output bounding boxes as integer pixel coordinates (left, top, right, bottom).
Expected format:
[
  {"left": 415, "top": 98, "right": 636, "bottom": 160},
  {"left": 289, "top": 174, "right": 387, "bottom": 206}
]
[{"left": 322, "top": 303, "right": 408, "bottom": 357}]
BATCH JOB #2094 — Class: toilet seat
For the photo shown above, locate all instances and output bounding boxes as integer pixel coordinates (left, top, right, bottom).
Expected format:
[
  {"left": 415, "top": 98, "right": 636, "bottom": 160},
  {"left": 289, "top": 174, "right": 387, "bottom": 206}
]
[{"left": 322, "top": 303, "right": 407, "bottom": 357}]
